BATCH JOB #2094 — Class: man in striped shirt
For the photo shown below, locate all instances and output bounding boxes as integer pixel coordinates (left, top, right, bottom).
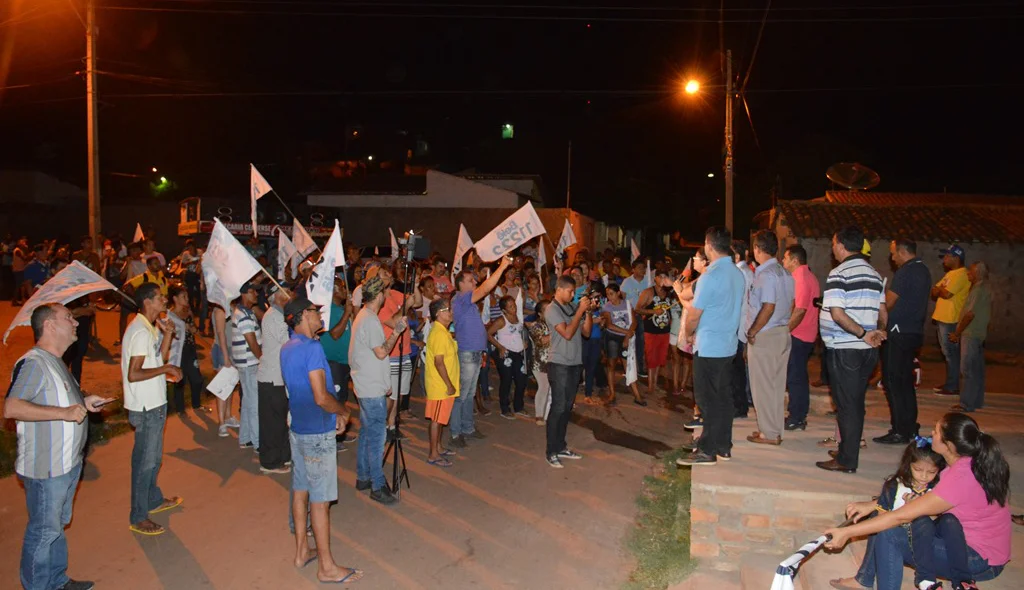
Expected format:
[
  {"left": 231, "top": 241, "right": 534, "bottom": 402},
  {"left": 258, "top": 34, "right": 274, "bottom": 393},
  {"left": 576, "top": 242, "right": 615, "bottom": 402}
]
[
  {"left": 5, "top": 303, "right": 111, "bottom": 590},
  {"left": 232, "top": 282, "right": 264, "bottom": 451},
  {"left": 816, "top": 226, "right": 887, "bottom": 474}
]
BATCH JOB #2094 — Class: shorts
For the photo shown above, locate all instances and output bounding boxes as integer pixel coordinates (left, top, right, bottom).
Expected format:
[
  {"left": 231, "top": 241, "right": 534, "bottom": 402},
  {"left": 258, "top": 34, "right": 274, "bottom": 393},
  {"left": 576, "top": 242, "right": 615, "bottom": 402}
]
[
  {"left": 644, "top": 332, "right": 670, "bottom": 369},
  {"left": 212, "top": 344, "right": 225, "bottom": 371},
  {"left": 604, "top": 333, "right": 626, "bottom": 360},
  {"left": 289, "top": 431, "right": 338, "bottom": 504},
  {"left": 425, "top": 397, "right": 455, "bottom": 425},
  {"left": 389, "top": 355, "right": 413, "bottom": 400}
]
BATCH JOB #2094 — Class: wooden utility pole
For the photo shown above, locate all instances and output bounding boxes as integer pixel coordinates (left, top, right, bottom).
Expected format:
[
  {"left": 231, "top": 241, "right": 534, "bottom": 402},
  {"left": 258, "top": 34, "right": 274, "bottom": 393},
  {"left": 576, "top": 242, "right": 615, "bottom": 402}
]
[
  {"left": 86, "top": 0, "right": 101, "bottom": 241},
  {"left": 724, "top": 49, "right": 734, "bottom": 234}
]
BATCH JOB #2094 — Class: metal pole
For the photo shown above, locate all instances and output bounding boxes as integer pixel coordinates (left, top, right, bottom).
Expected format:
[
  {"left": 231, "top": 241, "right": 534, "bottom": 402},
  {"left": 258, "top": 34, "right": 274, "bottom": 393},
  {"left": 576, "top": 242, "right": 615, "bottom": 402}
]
[
  {"left": 86, "top": 0, "right": 101, "bottom": 242},
  {"left": 724, "top": 49, "right": 734, "bottom": 234}
]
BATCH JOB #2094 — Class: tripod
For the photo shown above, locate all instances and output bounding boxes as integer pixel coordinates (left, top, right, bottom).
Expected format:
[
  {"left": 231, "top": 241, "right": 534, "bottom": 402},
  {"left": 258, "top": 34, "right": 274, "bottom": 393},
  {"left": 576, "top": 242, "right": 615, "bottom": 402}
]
[{"left": 382, "top": 249, "right": 419, "bottom": 496}]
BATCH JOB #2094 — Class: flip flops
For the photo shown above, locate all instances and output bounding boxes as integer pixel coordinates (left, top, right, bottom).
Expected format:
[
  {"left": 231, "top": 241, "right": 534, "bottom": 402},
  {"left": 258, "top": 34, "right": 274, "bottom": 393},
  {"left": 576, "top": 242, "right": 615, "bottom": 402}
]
[
  {"left": 149, "top": 496, "right": 183, "bottom": 514},
  {"left": 321, "top": 568, "right": 364, "bottom": 584},
  {"left": 427, "top": 458, "right": 453, "bottom": 468},
  {"left": 129, "top": 522, "right": 166, "bottom": 536},
  {"left": 439, "top": 449, "right": 457, "bottom": 457}
]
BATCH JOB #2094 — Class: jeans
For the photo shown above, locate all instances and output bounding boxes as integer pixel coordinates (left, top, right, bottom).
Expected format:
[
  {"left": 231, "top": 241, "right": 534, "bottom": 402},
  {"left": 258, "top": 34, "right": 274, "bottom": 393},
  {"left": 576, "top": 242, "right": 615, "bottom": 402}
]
[
  {"left": 960, "top": 336, "right": 986, "bottom": 411},
  {"left": 534, "top": 371, "right": 551, "bottom": 419},
  {"left": 237, "top": 364, "right": 259, "bottom": 448},
  {"left": 172, "top": 342, "right": 204, "bottom": 412},
  {"left": 290, "top": 431, "right": 338, "bottom": 503},
  {"left": 880, "top": 331, "right": 923, "bottom": 437},
  {"left": 128, "top": 405, "right": 167, "bottom": 524},
  {"left": 258, "top": 382, "right": 291, "bottom": 469},
  {"left": 497, "top": 350, "right": 528, "bottom": 413},
  {"left": 635, "top": 319, "right": 646, "bottom": 373},
  {"left": 786, "top": 336, "right": 815, "bottom": 423},
  {"left": 20, "top": 462, "right": 82, "bottom": 590},
  {"left": 828, "top": 347, "right": 878, "bottom": 470},
  {"left": 873, "top": 514, "right": 1004, "bottom": 589},
  {"left": 451, "top": 350, "right": 481, "bottom": 438},
  {"left": 356, "top": 396, "right": 388, "bottom": 490},
  {"left": 693, "top": 354, "right": 735, "bottom": 456},
  {"left": 582, "top": 336, "right": 602, "bottom": 396},
  {"left": 546, "top": 363, "right": 582, "bottom": 457},
  {"left": 730, "top": 342, "right": 749, "bottom": 416},
  {"left": 936, "top": 321, "right": 961, "bottom": 392}
]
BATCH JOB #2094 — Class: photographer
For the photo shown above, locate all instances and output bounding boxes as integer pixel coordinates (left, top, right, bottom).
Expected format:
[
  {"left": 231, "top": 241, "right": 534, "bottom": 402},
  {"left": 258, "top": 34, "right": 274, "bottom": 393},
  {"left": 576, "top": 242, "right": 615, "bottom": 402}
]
[{"left": 544, "top": 275, "right": 593, "bottom": 468}]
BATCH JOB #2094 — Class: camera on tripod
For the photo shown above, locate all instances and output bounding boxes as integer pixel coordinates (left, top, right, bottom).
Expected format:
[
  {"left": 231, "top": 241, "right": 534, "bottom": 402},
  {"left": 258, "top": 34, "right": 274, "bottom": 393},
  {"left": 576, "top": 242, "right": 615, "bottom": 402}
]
[{"left": 396, "top": 231, "right": 432, "bottom": 262}]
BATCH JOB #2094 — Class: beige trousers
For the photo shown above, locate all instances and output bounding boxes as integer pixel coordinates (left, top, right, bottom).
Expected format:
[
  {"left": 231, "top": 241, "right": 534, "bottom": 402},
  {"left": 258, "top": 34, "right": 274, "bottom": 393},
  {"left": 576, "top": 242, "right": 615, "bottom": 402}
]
[{"left": 748, "top": 326, "right": 792, "bottom": 440}]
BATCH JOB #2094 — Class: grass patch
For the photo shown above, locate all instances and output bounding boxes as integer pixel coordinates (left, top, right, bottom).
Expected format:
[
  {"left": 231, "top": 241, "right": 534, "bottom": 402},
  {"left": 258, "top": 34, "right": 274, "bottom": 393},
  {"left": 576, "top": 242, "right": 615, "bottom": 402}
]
[
  {"left": 624, "top": 447, "right": 694, "bottom": 590},
  {"left": 0, "top": 401, "right": 132, "bottom": 479}
]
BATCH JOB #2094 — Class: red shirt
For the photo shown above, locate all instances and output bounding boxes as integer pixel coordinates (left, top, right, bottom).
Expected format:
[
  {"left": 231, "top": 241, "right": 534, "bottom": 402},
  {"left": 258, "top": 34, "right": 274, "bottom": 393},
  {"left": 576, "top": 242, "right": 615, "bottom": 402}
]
[
  {"left": 378, "top": 290, "right": 413, "bottom": 358},
  {"left": 791, "top": 265, "right": 820, "bottom": 343}
]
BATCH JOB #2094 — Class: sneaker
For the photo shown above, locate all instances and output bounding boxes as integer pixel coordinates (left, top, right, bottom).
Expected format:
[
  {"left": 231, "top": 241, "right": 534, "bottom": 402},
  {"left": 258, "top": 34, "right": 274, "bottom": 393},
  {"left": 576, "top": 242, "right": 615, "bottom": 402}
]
[
  {"left": 224, "top": 417, "right": 241, "bottom": 428},
  {"left": 717, "top": 451, "right": 732, "bottom": 461},
  {"left": 676, "top": 451, "right": 717, "bottom": 466},
  {"left": 259, "top": 465, "right": 291, "bottom": 474},
  {"left": 515, "top": 410, "right": 529, "bottom": 418},
  {"left": 240, "top": 442, "right": 254, "bottom": 449},
  {"left": 953, "top": 582, "right": 978, "bottom": 590},
  {"left": 468, "top": 430, "right": 487, "bottom": 440},
  {"left": 546, "top": 455, "right": 564, "bottom": 469},
  {"left": 355, "top": 479, "right": 371, "bottom": 491},
  {"left": 370, "top": 487, "right": 398, "bottom": 505},
  {"left": 500, "top": 412, "right": 516, "bottom": 420},
  {"left": 218, "top": 424, "right": 229, "bottom": 438},
  {"left": 784, "top": 420, "right": 807, "bottom": 431},
  {"left": 60, "top": 581, "right": 95, "bottom": 590},
  {"left": 683, "top": 417, "right": 704, "bottom": 431},
  {"left": 557, "top": 449, "right": 583, "bottom": 460},
  {"left": 451, "top": 435, "right": 468, "bottom": 448}
]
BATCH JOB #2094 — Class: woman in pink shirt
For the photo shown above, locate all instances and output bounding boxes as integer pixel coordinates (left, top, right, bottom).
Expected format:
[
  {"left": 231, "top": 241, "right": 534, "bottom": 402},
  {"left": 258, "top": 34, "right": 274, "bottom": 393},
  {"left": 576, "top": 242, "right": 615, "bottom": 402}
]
[{"left": 825, "top": 413, "right": 1010, "bottom": 590}]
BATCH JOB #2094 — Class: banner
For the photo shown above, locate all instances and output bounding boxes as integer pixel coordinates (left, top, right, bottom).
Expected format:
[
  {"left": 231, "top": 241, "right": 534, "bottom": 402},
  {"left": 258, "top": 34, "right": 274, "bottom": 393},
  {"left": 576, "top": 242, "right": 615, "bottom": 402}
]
[
  {"left": 202, "top": 218, "right": 263, "bottom": 304},
  {"left": 473, "top": 202, "right": 546, "bottom": 262},
  {"left": 133, "top": 223, "right": 145, "bottom": 243},
  {"left": 306, "top": 220, "right": 343, "bottom": 329},
  {"left": 625, "top": 300, "right": 638, "bottom": 386},
  {"left": 536, "top": 239, "right": 547, "bottom": 293},
  {"left": 277, "top": 230, "right": 298, "bottom": 281},
  {"left": 292, "top": 218, "right": 318, "bottom": 259},
  {"left": 389, "top": 228, "right": 400, "bottom": 261},
  {"left": 514, "top": 286, "right": 524, "bottom": 323},
  {"left": 203, "top": 256, "right": 232, "bottom": 312},
  {"left": 3, "top": 261, "right": 118, "bottom": 344},
  {"left": 630, "top": 238, "right": 641, "bottom": 264},
  {"left": 250, "top": 164, "right": 273, "bottom": 238},
  {"left": 451, "top": 224, "right": 474, "bottom": 282},
  {"left": 554, "top": 219, "right": 576, "bottom": 277}
]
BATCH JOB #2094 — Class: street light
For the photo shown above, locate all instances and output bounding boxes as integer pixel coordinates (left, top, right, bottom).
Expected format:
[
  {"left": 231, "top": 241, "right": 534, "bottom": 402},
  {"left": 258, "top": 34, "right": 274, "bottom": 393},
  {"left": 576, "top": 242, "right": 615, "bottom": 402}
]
[
  {"left": 684, "top": 80, "right": 700, "bottom": 94},
  {"left": 159, "top": 176, "right": 167, "bottom": 184},
  {"left": 151, "top": 167, "right": 158, "bottom": 173},
  {"left": 707, "top": 173, "right": 715, "bottom": 178}
]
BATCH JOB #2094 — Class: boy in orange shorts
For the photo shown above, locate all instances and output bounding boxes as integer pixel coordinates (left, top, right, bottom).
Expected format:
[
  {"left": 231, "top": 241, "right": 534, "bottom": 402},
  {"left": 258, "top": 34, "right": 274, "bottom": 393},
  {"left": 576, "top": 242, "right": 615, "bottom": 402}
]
[{"left": 424, "top": 299, "right": 460, "bottom": 467}]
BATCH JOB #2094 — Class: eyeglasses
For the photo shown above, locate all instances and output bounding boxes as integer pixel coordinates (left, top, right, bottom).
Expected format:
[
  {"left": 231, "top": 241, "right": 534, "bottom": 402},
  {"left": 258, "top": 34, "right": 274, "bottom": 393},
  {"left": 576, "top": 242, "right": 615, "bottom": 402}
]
[{"left": 439, "top": 307, "right": 451, "bottom": 313}]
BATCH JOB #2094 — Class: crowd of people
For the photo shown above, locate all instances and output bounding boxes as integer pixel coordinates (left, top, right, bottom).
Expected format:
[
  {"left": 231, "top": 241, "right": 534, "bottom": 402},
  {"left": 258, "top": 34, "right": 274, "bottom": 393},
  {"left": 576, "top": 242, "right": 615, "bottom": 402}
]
[{"left": 2, "top": 222, "right": 1008, "bottom": 590}]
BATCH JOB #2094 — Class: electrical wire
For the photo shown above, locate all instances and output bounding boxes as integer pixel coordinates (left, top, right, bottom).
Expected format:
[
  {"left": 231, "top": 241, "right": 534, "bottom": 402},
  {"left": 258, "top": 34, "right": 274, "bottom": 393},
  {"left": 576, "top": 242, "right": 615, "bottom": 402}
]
[{"left": 740, "top": 0, "right": 771, "bottom": 94}]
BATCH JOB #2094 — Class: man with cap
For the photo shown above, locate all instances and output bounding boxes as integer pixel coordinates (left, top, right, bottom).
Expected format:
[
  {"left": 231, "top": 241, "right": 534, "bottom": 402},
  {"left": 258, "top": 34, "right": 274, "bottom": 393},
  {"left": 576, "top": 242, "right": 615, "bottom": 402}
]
[
  {"left": 232, "top": 281, "right": 263, "bottom": 451},
  {"left": 931, "top": 244, "right": 969, "bottom": 397},
  {"left": 257, "top": 284, "right": 293, "bottom": 473},
  {"left": 348, "top": 275, "right": 408, "bottom": 504},
  {"left": 280, "top": 295, "right": 364, "bottom": 584}
]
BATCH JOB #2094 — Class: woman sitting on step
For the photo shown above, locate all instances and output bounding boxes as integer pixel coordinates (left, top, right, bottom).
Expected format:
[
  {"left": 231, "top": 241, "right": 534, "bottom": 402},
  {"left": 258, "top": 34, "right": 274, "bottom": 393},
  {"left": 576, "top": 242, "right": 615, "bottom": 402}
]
[{"left": 825, "top": 413, "right": 1011, "bottom": 590}]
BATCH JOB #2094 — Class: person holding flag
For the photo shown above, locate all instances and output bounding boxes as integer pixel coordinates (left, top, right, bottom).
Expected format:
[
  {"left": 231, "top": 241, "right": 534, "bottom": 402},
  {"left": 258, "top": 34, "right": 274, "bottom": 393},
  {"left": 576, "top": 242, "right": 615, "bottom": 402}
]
[{"left": 620, "top": 259, "right": 651, "bottom": 377}]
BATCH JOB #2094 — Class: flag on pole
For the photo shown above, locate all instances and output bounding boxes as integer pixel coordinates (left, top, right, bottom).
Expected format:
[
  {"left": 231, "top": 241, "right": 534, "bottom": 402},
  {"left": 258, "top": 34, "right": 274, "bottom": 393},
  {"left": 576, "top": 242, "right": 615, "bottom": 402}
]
[
  {"left": 250, "top": 164, "right": 273, "bottom": 238},
  {"left": 277, "top": 230, "right": 298, "bottom": 281},
  {"left": 536, "top": 239, "right": 547, "bottom": 293},
  {"left": 291, "top": 218, "right": 317, "bottom": 259},
  {"left": 3, "top": 262, "right": 117, "bottom": 344},
  {"left": 389, "top": 228, "right": 400, "bottom": 261},
  {"left": 625, "top": 299, "right": 638, "bottom": 386},
  {"left": 553, "top": 219, "right": 576, "bottom": 276},
  {"left": 514, "top": 286, "right": 524, "bottom": 323},
  {"left": 645, "top": 258, "right": 653, "bottom": 287},
  {"left": 473, "top": 202, "right": 546, "bottom": 262},
  {"left": 133, "top": 223, "right": 145, "bottom": 243},
  {"left": 374, "top": 246, "right": 379, "bottom": 257},
  {"left": 203, "top": 258, "right": 233, "bottom": 312},
  {"left": 452, "top": 224, "right": 474, "bottom": 282},
  {"left": 306, "top": 220, "right": 343, "bottom": 329},
  {"left": 202, "top": 218, "right": 263, "bottom": 304},
  {"left": 630, "top": 238, "right": 641, "bottom": 264}
]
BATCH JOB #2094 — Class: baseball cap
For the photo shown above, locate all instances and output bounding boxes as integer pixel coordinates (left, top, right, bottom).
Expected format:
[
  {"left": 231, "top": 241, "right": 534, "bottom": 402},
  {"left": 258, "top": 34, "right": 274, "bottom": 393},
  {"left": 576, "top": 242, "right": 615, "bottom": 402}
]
[
  {"left": 363, "top": 275, "right": 386, "bottom": 300},
  {"left": 939, "top": 243, "right": 966, "bottom": 262},
  {"left": 239, "top": 280, "right": 262, "bottom": 294},
  {"left": 283, "top": 295, "right": 319, "bottom": 324}
]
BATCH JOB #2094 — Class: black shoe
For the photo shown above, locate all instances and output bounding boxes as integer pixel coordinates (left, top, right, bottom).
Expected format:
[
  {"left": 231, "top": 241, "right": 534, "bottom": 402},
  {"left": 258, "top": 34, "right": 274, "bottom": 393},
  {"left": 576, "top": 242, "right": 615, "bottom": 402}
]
[
  {"left": 872, "top": 432, "right": 909, "bottom": 445},
  {"left": 784, "top": 420, "right": 807, "bottom": 431},
  {"left": 450, "top": 435, "right": 468, "bottom": 448},
  {"left": 717, "top": 451, "right": 732, "bottom": 461},
  {"left": 815, "top": 459, "right": 856, "bottom": 473},
  {"left": 370, "top": 487, "right": 398, "bottom": 505},
  {"left": 676, "top": 451, "right": 717, "bottom": 466},
  {"left": 61, "top": 581, "right": 95, "bottom": 590},
  {"left": 355, "top": 479, "right": 371, "bottom": 491}
]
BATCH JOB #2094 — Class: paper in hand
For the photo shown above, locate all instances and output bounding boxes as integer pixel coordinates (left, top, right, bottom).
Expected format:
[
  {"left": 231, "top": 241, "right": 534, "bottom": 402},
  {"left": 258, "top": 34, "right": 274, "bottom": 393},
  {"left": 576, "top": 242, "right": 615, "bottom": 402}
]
[{"left": 206, "top": 367, "right": 240, "bottom": 401}]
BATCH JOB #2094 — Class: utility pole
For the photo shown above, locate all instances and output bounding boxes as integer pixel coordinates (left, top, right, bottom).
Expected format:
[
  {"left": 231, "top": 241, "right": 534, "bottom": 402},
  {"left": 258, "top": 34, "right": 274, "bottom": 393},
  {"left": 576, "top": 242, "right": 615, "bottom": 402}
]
[
  {"left": 724, "top": 49, "right": 734, "bottom": 234},
  {"left": 86, "top": 0, "right": 101, "bottom": 242}
]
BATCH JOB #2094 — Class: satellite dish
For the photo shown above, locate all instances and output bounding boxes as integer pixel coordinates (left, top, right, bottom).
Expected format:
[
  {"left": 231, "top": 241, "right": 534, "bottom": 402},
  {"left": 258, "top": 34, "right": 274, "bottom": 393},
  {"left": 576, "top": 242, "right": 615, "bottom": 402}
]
[{"left": 826, "top": 162, "right": 880, "bottom": 190}]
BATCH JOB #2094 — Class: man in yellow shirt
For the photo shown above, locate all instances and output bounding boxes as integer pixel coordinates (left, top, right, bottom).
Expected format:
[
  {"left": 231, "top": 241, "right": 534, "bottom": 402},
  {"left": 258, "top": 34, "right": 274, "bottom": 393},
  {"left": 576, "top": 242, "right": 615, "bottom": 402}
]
[
  {"left": 125, "top": 255, "right": 169, "bottom": 296},
  {"left": 424, "top": 298, "right": 459, "bottom": 467},
  {"left": 930, "top": 244, "right": 969, "bottom": 396}
]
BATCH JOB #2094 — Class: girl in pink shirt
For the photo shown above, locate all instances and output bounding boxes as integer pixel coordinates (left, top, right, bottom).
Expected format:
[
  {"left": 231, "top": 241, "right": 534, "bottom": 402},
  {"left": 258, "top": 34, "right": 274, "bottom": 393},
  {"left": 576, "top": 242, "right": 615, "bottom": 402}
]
[{"left": 825, "top": 413, "right": 1010, "bottom": 590}]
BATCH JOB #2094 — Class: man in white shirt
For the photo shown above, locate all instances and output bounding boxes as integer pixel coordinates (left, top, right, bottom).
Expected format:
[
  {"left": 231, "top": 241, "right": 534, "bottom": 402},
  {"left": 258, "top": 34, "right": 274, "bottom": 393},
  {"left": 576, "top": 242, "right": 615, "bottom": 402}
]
[
  {"left": 122, "top": 282, "right": 183, "bottom": 536},
  {"left": 258, "top": 285, "right": 293, "bottom": 474}
]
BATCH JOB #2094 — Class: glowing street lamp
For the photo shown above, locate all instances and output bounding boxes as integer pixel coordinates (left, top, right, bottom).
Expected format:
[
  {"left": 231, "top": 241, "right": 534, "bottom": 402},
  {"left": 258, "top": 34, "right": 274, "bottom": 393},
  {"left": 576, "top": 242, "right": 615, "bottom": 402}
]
[{"left": 684, "top": 79, "right": 700, "bottom": 95}]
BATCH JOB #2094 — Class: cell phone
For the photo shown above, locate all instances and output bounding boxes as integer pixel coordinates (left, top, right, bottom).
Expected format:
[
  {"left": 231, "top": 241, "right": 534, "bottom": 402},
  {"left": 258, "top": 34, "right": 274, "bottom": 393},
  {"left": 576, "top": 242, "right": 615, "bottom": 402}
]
[{"left": 93, "top": 398, "right": 116, "bottom": 407}]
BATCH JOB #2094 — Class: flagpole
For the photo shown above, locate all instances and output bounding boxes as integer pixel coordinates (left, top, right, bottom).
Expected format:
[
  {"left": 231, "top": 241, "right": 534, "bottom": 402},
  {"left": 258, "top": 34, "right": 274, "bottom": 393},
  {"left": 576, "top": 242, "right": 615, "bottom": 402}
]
[
  {"left": 259, "top": 266, "right": 284, "bottom": 292},
  {"left": 270, "top": 189, "right": 323, "bottom": 255}
]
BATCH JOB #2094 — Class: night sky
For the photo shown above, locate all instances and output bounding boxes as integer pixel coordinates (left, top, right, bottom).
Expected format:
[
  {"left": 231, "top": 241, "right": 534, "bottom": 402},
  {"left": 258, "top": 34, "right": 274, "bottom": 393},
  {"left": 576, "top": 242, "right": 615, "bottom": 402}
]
[{"left": 2, "top": 0, "right": 1022, "bottom": 237}]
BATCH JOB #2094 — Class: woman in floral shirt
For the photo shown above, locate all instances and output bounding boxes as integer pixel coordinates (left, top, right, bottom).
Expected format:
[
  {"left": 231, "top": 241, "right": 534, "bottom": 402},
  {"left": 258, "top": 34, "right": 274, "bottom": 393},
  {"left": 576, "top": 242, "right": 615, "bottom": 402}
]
[{"left": 528, "top": 299, "right": 553, "bottom": 426}]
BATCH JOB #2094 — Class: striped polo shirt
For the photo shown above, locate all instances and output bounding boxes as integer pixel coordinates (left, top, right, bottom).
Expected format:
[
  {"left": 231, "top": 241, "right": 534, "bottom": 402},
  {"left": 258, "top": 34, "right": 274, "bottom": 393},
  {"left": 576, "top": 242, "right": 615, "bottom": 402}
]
[
  {"left": 231, "top": 305, "right": 262, "bottom": 367},
  {"left": 819, "top": 256, "right": 884, "bottom": 350},
  {"left": 7, "top": 348, "right": 87, "bottom": 479}
]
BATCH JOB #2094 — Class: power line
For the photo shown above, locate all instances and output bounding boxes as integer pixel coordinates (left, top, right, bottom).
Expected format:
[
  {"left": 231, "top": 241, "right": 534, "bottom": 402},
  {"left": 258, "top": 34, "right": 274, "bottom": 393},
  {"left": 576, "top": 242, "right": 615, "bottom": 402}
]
[
  {"left": 97, "top": 5, "right": 1024, "bottom": 23},
  {"left": 740, "top": 0, "right": 771, "bottom": 94}
]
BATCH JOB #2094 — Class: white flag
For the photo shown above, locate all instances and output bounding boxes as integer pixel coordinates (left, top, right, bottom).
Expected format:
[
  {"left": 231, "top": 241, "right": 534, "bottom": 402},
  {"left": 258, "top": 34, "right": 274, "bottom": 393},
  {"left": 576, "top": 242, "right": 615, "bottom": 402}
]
[
  {"left": 645, "top": 258, "right": 652, "bottom": 287},
  {"left": 3, "top": 262, "right": 117, "bottom": 344},
  {"left": 306, "top": 220, "right": 343, "bottom": 329},
  {"left": 292, "top": 218, "right": 317, "bottom": 259},
  {"left": 374, "top": 246, "right": 379, "bottom": 257},
  {"left": 389, "top": 228, "right": 400, "bottom": 262},
  {"left": 554, "top": 218, "right": 577, "bottom": 261},
  {"left": 250, "top": 164, "right": 273, "bottom": 238},
  {"left": 202, "top": 256, "right": 232, "bottom": 312},
  {"left": 630, "top": 238, "right": 641, "bottom": 264},
  {"left": 625, "top": 300, "right": 638, "bottom": 386},
  {"left": 452, "top": 224, "right": 474, "bottom": 282},
  {"left": 133, "top": 223, "right": 145, "bottom": 243},
  {"left": 536, "top": 239, "right": 547, "bottom": 293},
  {"left": 277, "top": 230, "right": 298, "bottom": 281},
  {"left": 203, "top": 218, "right": 263, "bottom": 304},
  {"left": 514, "top": 286, "right": 524, "bottom": 324},
  {"left": 473, "top": 202, "right": 546, "bottom": 262}
]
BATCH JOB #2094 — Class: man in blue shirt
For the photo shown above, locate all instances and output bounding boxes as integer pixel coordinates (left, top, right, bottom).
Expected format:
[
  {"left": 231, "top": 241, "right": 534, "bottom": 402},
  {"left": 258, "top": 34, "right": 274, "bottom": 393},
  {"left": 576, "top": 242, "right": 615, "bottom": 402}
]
[
  {"left": 620, "top": 259, "right": 651, "bottom": 376},
  {"left": 280, "top": 296, "right": 363, "bottom": 585},
  {"left": 677, "top": 227, "right": 744, "bottom": 467}
]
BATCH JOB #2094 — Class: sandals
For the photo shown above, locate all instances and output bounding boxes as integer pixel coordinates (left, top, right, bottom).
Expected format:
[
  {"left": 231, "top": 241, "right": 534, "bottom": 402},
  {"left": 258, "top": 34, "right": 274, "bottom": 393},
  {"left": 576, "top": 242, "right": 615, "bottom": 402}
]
[
  {"left": 633, "top": 398, "right": 648, "bottom": 407},
  {"left": 320, "top": 567, "right": 364, "bottom": 584},
  {"left": 149, "top": 496, "right": 183, "bottom": 514},
  {"left": 439, "top": 449, "right": 457, "bottom": 457},
  {"left": 129, "top": 520, "right": 166, "bottom": 536},
  {"left": 427, "top": 457, "right": 453, "bottom": 468}
]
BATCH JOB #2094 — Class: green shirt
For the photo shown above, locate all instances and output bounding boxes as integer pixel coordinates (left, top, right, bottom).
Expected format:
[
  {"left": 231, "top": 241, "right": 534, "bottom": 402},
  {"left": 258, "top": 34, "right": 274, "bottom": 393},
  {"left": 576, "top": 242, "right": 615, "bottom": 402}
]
[
  {"left": 320, "top": 303, "right": 352, "bottom": 363},
  {"left": 961, "top": 282, "right": 992, "bottom": 340}
]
